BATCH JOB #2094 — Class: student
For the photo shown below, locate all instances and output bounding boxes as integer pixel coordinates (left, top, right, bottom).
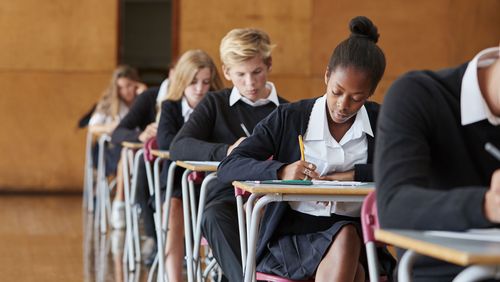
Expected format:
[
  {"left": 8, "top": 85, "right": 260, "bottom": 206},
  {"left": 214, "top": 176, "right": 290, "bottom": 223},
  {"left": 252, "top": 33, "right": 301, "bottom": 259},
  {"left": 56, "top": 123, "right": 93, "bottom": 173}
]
[
  {"left": 156, "top": 49, "right": 223, "bottom": 282},
  {"left": 375, "top": 42, "right": 500, "bottom": 281},
  {"left": 88, "top": 65, "right": 146, "bottom": 175},
  {"left": 169, "top": 28, "right": 287, "bottom": 281},
  {"left": 110, "top": 50, "right": 221, "bottom": 265},
  {"left": 218, "top": 17, "right": 395, "bottom": 281}
]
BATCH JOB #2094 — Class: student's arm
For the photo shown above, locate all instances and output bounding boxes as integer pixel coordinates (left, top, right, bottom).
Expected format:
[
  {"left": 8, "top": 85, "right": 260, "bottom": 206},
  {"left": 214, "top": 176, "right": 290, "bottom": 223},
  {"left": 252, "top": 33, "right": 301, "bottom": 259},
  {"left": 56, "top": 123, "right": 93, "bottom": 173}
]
[
  {"left": 375, "top": 75, "right": 492, "bottom": 231},
  {"left": 170, "top": 94, "right": 229, "bottom": 161},
  {"left": 111, "top": 89, "right": 156, "bottom": 144},
  {"left": 217, "top": 107, "right": 288, "bottom": 183},
  {"left": 157, "top": 100, "right": 182, "bottom": 150}
]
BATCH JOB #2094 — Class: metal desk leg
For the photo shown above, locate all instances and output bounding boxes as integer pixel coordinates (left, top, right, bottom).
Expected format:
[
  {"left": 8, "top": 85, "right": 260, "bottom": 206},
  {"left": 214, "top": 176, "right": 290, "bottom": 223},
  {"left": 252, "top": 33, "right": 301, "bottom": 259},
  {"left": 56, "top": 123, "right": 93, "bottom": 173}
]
[
  {"left": 453, "top": 265, "right": 500, "bottom": 282},
  {"left": 182, "top": 169, "right": 195, "bottom": 282},
  {"left": 84, "top": 131, "right": 94, "bottom": 212},
  {"left": 122, "top": 148, "right": 135, "bottom": 272},
  {"left": 192, "top": 173, "right": 217, "bottom": 279},
  {"left": 244, "top": 195, "right": 279, "bottom": 282},
  {"left": 130, "top": 149, "right": 144, "bottom": 263},
  {"left": 398, "top": 250, "right": 419, "bottom": 282}
]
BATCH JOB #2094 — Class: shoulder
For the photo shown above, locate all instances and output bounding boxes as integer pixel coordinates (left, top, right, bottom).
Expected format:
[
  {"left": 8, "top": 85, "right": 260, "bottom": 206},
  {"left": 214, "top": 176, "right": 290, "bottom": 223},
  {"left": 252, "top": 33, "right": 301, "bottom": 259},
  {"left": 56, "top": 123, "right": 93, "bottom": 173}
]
[
  {"left": 277, "top": 97, "right": 317, "bottom": 114},
  {"left": 136, "top": 87, "right": 160, "bottom": 104},
  {"left": 198, "top": 88, "right": 231, "bottom": 108},
  {"left": 364, "top": 101, "right": 380, "bottom": 115}
]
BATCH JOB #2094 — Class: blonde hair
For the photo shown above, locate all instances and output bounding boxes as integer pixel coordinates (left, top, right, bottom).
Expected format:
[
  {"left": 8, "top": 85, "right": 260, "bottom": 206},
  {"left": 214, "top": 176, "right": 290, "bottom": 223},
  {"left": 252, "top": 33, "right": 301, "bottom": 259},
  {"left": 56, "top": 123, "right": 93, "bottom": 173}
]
[
  {"left": 95, "top": 65, "right": 141, "bottom": 118},
  {"left": 164, "top": 49, "right": 223, "bottom": 102},
  {"left": 219, "top": 28, "right": 275, "bottom": 68}
]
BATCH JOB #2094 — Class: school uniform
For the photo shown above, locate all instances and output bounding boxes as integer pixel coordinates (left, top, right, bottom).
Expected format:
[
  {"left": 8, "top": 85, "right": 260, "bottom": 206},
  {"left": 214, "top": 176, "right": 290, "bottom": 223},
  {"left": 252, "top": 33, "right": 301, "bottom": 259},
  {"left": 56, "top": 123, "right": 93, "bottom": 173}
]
[
  {"left": 170, "top": 83, "right": 287, "bottom": 282},
  {"left": 218, "top": 96, "right": 394, "bottom": 280},
  {"left": 375, "top": 47, "right": 500, "bottom": 281},
  {"left": 156, "top": 97, "right": 194, "bottom": 198},
  {"left": 89, "top": 100, "right": 131, "bottom": 176}
]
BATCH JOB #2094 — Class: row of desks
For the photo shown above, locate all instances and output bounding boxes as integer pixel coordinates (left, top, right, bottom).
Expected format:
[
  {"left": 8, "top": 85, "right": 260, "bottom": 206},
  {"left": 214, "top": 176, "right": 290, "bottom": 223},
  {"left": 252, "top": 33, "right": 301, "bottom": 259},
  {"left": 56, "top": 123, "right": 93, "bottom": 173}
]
[{"left": 131, "top": 145, "right": 500, "bottom": 282}]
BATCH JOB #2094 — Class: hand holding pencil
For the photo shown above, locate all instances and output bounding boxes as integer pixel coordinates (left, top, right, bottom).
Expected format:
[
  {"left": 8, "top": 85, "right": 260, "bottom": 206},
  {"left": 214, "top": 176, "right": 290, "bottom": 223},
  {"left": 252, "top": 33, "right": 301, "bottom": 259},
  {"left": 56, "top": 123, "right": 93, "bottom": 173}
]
[{"left": 277, "top": 135, "right": 318, "bottom": 180}]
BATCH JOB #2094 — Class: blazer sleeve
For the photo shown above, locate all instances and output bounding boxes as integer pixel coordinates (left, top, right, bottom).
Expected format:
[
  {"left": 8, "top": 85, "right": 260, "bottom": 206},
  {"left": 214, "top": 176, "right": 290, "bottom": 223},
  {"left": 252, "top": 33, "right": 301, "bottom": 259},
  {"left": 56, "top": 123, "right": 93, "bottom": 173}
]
[
  {"left": 375, "top": 74, "right": 491, "bottom": 231},
  {"left": 157, "top": 100, "right": 183, "bottom": 150},
  {"left": 170, "top": 94, "right": 229, "bottom": 161},
  {"left": 217, "top": 107, "right": 287, "bottom": 184},
  {"left": 111, "top": 90, "right": 155, "bottom": 144}
]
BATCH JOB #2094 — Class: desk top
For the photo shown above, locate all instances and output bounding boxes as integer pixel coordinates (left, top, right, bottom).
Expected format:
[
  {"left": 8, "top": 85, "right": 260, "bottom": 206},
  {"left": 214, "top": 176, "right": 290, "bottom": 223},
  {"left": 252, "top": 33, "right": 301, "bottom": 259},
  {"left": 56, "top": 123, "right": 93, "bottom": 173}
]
[
  {"left": 375, "top": 229, "right": 500, "bottom": 266},
  {"left": 121, "top": 141, "right": 143, "bottom": 149},
  {"left": 232, "top": 181, "right": 374, "bottom": 195},
  {"left": 175, "top": 161, "right": 220, "bottom": 172},
  {"left": 151, "top": 150, "right": 170, "bottom": 159}
]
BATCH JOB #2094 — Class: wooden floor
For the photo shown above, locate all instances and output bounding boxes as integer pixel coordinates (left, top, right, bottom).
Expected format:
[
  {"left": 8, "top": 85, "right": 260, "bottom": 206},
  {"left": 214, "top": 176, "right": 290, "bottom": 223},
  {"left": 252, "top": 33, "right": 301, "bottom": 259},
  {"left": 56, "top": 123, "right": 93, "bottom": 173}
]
[{"left": 0, "top": 193, "right": 149, "bottom": 282}]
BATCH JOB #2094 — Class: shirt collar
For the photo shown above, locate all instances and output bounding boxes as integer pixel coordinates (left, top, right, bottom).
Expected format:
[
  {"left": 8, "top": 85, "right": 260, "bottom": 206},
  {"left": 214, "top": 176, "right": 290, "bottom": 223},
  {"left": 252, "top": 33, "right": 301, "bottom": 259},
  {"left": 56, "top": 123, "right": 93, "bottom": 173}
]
[
  {"left": 181, "top": 96, "right": 194, "bottom": 122},
  {"left": 229, "top": 82, "right": 280, "bottom": 107},
  {"left": 304, "top": 95, "right": 373, "bottom": 141},
  {"left": 461, "top": 47, "right": 500, "bottom": 126}
]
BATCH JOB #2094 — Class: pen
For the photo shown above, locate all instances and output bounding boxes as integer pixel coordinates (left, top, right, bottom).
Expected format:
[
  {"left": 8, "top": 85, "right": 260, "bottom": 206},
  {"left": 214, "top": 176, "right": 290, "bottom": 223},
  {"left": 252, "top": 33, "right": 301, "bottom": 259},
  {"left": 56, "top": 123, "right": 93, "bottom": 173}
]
[
  {"left": 240, "top": 123, "right": 251, "bottom": 137},
  {"left": 298, "top": 135, "right": 305, "bottom": 161},
  {"left": 252, "top": 180, "right": 313, "bottom": 185},
  {"left": 485, "top": 142, "right": 500, "bottom": 161}
]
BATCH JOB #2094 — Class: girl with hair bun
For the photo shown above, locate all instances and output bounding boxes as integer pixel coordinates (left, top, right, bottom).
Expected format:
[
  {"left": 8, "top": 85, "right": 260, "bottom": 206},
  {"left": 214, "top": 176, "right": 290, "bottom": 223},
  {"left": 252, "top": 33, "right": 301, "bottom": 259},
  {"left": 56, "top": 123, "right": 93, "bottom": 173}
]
[{"left": 218, "top": 16, "right": 394, "bottom": 281}]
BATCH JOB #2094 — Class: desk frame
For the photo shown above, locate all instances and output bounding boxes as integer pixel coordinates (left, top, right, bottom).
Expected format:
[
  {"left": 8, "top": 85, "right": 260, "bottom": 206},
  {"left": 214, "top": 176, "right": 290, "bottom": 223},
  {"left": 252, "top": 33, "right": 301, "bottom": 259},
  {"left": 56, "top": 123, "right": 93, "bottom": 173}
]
[{"left": 232, "top": 181, "right": 373, "bottom": 282}]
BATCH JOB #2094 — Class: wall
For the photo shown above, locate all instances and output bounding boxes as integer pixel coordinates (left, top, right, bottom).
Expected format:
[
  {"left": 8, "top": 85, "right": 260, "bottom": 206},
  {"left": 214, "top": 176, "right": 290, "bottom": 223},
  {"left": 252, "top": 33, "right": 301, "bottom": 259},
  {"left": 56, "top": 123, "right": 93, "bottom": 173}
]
[
  {"left": 0, "top": 0, "right": 498, "bottom": 191},
  {"left": 179, "top": 0, "right": 500, "bottom": 103},
  {"left": 0, "top": 0, "right": 117, "bottom": 191}
]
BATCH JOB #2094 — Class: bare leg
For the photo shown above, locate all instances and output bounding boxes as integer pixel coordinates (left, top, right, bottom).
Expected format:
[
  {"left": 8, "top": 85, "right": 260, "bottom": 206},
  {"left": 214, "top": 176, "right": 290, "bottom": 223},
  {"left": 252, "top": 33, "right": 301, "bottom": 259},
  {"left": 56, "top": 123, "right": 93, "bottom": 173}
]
[
  {"left": 164, "top": 198, "right": 184, "bottom": 282},
  {"left": 315, "top": 224, "right": 362, "bottom": 282},
  {"left": 114, "top": 159, "right": 124, "bottom": 202}
]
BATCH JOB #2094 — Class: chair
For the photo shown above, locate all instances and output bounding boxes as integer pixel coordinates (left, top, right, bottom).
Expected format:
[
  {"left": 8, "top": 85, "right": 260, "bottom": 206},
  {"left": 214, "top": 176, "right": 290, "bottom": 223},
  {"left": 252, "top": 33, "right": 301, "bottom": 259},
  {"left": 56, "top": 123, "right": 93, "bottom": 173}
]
[{"left": 361, "top": 191, "right": 391, "bottom": 282}]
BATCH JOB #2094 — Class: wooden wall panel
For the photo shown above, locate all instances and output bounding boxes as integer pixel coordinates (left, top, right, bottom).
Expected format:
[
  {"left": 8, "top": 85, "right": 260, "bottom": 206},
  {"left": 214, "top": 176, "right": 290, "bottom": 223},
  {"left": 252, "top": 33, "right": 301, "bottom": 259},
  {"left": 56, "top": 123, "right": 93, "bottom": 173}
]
[
  {"left": 0, "top": 0, "right": 117, "bottom": 71},
  {"left": 0, "top": 72, "right": 110, "bottom": 190},
  {"left": 0, "top": 0, "right": 117, "bottom": 191},
  {"left": 312, "top": 0, "right": 500, "bottom": 102},
  {"left": 179, "top": 0, "right": 313, "bottom": 99}
]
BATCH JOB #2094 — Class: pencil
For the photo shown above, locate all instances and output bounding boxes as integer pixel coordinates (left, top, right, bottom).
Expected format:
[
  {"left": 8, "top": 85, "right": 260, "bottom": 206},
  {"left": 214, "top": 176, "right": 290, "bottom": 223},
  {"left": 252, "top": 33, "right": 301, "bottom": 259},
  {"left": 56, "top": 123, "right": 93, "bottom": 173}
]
[
  {"left": 298, "top": 135, "right": 305, "bottom": 161},
  {"left": 485, "top": 142, "right": 500, "bottom": 161},
  {"left": 240, "top": 123, "right": 251, "bottom": 137}
]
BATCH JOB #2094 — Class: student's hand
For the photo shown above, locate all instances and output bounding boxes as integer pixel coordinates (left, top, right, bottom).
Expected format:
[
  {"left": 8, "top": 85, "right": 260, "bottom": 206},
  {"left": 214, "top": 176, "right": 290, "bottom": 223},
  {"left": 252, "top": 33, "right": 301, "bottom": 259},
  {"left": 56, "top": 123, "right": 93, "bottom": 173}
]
[
  {"left": 227, "top": 137, "right": 246, "bottom": 156},
  {"left": 484, "top": 169, "right": 500, "bottom": 223},
  {"left": 277, "top": 161, "right": 319, "bottom": 180},
  {"left": 138, "top": 123, "right": 158, "bottom": 142},
  {"left": 317, "top": 170, "right": 355, "bottom": 181}
]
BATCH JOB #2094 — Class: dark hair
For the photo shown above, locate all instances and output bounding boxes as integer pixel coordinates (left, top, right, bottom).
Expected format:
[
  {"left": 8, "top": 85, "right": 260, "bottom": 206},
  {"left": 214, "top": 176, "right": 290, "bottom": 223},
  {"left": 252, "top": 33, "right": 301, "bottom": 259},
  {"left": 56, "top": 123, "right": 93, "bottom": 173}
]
[{"left": 327, "top": 16, "right": 386, "bottom": 92}]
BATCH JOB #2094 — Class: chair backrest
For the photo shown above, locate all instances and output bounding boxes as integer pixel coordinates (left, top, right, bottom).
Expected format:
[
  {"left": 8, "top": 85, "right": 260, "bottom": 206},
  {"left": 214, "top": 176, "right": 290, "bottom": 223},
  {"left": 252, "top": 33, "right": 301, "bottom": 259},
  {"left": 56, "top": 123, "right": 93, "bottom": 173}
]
[
  {"left": 143, "top": 137, "right": 158, "bottom": 162},
  {"left": 361, "top": 191, "right": 379, "bottom": 244}
]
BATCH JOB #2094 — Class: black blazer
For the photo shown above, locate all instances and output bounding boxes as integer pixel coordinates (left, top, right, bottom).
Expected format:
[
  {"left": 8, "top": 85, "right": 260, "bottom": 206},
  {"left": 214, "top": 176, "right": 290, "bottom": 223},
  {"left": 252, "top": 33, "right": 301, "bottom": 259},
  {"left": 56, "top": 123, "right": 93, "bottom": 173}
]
[
  {"left": 218, "top": 97, "right": 380, "bottom": 261},
  {"left": 111, "top": 87, "right": 159, "bottom": 144},
  {"left": 375, "top": 63, "right": 500, "bottom": 280}
]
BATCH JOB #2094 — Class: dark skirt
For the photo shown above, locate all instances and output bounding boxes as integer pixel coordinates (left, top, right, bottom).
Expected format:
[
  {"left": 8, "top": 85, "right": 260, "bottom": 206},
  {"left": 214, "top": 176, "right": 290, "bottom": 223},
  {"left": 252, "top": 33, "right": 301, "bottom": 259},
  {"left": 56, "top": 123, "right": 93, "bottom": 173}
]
[{"left": 257, "top": 206, "right": 396, "bottom": 280}]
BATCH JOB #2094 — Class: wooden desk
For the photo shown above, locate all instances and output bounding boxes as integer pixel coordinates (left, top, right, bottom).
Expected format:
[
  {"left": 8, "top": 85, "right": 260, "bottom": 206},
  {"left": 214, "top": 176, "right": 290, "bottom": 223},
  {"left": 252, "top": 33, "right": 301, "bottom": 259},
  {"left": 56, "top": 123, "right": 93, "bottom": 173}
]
[
  {"left": 121, "top": 141, "right": 143, "bottom": 149},
  {"left": 175, "top": 161, "right": 220, "bottom": 282},
  {"left": 145, "top": 149, "right": 170, "bottom": 282},
  {"left": 375, "top": 229, "right": 500, "bottom": 282},
  {"left": 151, "top": 149, "right": 170, "bottom": 159},
  {"left": 233, "top": 181, "right": 374, "bottom": 282}
]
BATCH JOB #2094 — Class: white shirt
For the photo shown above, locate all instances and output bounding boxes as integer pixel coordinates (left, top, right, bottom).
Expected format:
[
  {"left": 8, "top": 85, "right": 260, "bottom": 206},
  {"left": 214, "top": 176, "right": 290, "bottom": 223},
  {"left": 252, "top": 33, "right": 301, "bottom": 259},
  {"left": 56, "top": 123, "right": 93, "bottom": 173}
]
[
  {"left": 156, "top": 78, "right": 170, "bottom": 109},
  {"left": 181, "top": 97, "right": 194, "bottom": 122},
  {"left": 88, "top": 100, "right": 129, "bottom": 126},
  {"left": 229, "top": 82, "right": 280, "bottom": 107},
  {"left": 461, "top": 47, "right": 500, "bottom": 126},
  {"left": 289, "top": 95, "right": 373, "bottom": 217}
]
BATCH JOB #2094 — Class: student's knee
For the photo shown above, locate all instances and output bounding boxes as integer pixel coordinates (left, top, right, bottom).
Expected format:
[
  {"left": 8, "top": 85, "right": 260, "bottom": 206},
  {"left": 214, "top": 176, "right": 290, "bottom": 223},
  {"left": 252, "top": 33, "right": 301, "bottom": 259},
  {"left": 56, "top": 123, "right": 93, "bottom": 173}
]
[{"left": 337, "top": 224, "right": 361, "bottom": 243}]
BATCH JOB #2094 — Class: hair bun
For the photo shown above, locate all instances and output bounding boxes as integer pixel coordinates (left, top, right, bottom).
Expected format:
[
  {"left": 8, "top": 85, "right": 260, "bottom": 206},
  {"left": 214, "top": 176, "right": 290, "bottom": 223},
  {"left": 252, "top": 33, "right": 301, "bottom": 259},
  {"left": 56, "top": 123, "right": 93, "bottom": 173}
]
[{"left": 349, "top": 16, "right": 379, "bottom": 43}]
